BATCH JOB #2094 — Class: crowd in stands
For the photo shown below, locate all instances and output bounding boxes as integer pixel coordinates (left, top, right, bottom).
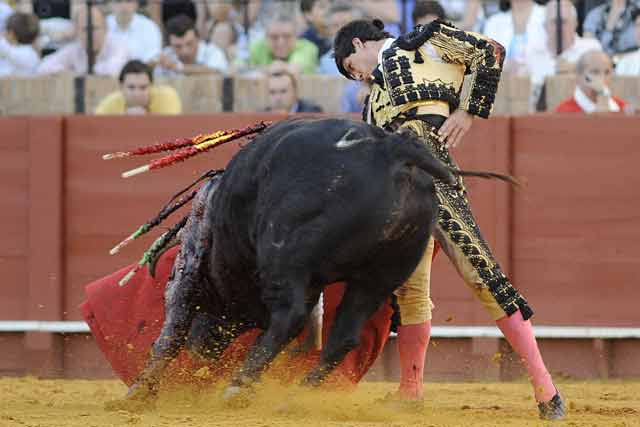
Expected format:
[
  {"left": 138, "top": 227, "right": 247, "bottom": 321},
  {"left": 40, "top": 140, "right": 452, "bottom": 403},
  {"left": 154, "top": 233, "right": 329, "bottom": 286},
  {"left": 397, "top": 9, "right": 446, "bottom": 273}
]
[{"left": 0, "top": 0, "right": 639, "bottom": 115}]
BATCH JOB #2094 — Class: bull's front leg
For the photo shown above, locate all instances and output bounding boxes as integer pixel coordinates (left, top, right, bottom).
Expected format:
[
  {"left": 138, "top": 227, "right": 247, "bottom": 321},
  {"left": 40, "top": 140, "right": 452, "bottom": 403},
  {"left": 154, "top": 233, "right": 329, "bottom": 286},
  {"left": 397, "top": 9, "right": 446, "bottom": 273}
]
[
  {"left": 107, "top": 248, "right": 201, "bottom": 411},
  {"left": 302, "top": 283, "right": 387, "bottom": 386},
  {"left": 224, "top": 276, "right": 312, "bottom": 404}
]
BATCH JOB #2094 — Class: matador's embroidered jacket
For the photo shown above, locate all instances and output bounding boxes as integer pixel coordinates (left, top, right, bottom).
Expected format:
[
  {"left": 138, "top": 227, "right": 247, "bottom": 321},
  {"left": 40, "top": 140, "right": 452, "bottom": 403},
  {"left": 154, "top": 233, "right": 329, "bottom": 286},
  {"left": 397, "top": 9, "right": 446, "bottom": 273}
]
[{"left": 365, "top": 20, "right": 505, "bottom": 129}]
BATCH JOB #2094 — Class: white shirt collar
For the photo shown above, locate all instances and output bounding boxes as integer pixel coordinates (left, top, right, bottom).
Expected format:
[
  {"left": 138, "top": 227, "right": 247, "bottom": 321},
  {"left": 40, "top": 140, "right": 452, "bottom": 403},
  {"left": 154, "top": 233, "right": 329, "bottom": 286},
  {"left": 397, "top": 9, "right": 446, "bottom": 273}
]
[
  {"left": 574, "top": 86, "right": 620, "bottom": 113},
  {"left": 377, "top": 38, "right": 396, "bottom": 65}
]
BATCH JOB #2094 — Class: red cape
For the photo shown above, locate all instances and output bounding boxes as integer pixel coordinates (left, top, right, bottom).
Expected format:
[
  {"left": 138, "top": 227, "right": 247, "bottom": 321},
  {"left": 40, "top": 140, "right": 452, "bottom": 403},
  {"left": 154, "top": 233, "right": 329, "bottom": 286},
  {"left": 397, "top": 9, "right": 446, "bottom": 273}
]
[{"left": 80, "top": 246, "right": 394, "bottom": 389}]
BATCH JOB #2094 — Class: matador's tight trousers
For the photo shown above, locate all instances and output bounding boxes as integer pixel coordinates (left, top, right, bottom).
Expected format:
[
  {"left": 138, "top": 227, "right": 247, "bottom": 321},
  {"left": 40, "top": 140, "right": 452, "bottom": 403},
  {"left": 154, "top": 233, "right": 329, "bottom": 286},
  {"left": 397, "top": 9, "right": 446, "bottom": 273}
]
[{"left": 394, "top": 119, "right": 555, "bottom": 403}]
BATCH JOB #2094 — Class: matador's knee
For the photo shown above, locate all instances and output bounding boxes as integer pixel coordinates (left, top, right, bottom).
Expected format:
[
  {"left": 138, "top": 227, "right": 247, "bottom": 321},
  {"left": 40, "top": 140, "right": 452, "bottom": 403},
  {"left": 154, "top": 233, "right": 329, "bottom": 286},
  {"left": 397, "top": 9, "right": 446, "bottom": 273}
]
[{"left": 394, "top": 238, "right": 435, "bottom": 325}]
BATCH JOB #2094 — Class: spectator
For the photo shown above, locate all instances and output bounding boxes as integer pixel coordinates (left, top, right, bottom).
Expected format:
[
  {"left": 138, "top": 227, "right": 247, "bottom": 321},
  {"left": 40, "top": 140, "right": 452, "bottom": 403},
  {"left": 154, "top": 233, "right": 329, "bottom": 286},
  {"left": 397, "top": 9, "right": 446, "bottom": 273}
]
[
  {"left": 583, "top": 0, "right": 640, "bottom": 55},
  {"left": 208, "top": 20, "right": 238, "bottom": 64},
  {"left": 249, "top": 10, "right": 318, "bottom": 75},
  {"left": 355, "top": 0, "right": 403, "bottom": 36},
  {"left": 0, "top": 1, "right": 12, "bottom": 33},
  {"left": 0, "top": 12, "right": 40, "bottom": 76},
  {"left": 17, "top": 0, "right": 75, "bottom": 53},
  {"left": 37, "top": 6, "right": 129, "bottom": 76},
  {"left": 555, "top": 49, "right": 627, "bottom": 112},
  {"left": 300, "top": 0, "right": 331, "bottom": 58},
  {"left": 201, "top": 0, "right": 232, "bottom": 37},
  {"left": 528, "top": 0, "right": 602, "bottom": 104},
  {"left": 443, "top": 0, "right": 491, "bottom": 32},
  {"left": 95, "top": 59, "right": 182, "bottom": 115},
  {"left": 483, "top": 0, "right": 547, "bottom": 76},
  {"left": 230, "top": 0, "right": 265, "bottom": 65},
  {"left": 146, "top": 0, "right": 197, "bottom": 29},
  {"left": 413, "top": 1, "right": 446, "bottom": 26},
  {"left": 318, "top": 1, "right": 360, "bottom": 75},
  {"left": 615, "top": 8, "right": 640, "bottom": 75},
  {"left": 265, "top": 70, "right": 322, "bottom": 113},
  {"left": 153, "top": 14, "right": 228, "bottom": 77},
  {"left": 107, "top": 0, "right": 162, "bottom": 63}
]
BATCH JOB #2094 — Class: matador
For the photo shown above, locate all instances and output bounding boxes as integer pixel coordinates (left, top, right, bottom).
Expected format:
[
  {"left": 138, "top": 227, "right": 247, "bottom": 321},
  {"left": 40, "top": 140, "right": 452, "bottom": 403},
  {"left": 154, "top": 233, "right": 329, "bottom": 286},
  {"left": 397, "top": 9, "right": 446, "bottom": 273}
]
[{"left": 333, "top": 18, "right": 565, "bottom": 420}]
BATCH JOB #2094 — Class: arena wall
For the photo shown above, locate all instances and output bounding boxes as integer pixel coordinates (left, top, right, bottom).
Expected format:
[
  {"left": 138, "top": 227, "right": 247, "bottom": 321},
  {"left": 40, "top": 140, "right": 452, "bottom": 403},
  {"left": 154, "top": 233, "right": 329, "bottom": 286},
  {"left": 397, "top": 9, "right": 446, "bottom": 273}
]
[{"left": 0, "top": 114, "right": 638, "bottom": 381}]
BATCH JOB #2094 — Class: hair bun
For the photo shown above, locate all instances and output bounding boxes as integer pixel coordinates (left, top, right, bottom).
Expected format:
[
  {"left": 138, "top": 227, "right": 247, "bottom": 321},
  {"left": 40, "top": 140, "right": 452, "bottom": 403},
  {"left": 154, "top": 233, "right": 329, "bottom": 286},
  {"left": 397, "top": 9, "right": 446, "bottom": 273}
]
[{"left": 372, "top": 19, "right": 385, "bottom": 30}]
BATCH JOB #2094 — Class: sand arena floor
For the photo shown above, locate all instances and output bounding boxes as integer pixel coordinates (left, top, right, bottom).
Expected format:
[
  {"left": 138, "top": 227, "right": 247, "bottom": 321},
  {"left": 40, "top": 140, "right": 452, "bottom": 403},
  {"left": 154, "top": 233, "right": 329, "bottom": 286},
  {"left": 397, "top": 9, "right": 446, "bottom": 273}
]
[{"left": 1, "top": 377, "right": 639, "bottom": 427}]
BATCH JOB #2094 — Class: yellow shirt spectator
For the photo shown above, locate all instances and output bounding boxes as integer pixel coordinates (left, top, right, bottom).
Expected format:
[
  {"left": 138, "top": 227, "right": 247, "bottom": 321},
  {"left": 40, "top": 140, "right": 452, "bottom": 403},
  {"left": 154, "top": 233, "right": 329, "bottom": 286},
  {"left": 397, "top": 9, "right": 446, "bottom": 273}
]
[
  {"left": 95, "top": 84, "right": 182, "bottom": 114},
  {"left": 96, "top": 59, "right": 182, "bottom": 115}
]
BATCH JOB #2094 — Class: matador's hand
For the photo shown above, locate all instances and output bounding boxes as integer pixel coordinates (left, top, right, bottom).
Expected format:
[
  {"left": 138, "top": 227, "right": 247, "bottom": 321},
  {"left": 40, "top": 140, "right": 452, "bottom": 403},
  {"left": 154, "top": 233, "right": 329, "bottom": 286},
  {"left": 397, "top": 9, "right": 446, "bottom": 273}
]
[{"left": 438, "top": 109, "right": 474, "bottom": 149}]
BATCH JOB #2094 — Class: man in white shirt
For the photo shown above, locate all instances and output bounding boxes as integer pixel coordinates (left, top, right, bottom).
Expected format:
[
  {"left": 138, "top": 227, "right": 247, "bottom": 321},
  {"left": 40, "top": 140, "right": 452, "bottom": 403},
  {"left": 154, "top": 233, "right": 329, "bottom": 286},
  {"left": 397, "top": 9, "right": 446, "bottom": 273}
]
[
  {"left": 153, "top": 14, "right": 228, "bottom": 77},
  {"left": 38, "top": 6, "right": 129, "bottom": 77},
  {"left": 615, "top": 9, "right": 640, "bottom": 76},
  {"left": 107, "top": 0, "right": 162, "bottom": 63},
  {"left": 0, "top": 12, "right": 40, "bottom": 76},
  {"left": 0, "top": 1, "right": 12, "bottom": 33}
]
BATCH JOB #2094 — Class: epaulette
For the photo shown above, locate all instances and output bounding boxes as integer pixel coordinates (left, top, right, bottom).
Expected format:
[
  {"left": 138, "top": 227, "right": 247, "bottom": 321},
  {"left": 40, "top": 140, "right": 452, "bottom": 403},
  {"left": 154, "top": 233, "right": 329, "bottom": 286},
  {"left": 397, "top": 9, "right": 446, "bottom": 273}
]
[{"left": 393, "top": 20, "right": 456, "bottom": 51}]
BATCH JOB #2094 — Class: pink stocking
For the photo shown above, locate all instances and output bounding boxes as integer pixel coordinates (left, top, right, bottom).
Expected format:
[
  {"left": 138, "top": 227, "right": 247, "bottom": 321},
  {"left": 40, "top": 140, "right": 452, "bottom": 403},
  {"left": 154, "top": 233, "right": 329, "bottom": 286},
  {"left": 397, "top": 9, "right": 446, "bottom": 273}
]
[
  {"left": 397, "top": 321, "right": 431, "bottom": 400},
  {"left": 496, "top": 310, "right": 556, "bottom": 402}
]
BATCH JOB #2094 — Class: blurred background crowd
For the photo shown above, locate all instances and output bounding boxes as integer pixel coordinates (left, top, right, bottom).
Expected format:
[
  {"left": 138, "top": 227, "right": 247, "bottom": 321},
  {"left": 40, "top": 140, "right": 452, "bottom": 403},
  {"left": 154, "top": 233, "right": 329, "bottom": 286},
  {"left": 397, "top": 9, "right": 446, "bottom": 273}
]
[{"left": 1, "top": 0, "right": 639, "bottom": 115}]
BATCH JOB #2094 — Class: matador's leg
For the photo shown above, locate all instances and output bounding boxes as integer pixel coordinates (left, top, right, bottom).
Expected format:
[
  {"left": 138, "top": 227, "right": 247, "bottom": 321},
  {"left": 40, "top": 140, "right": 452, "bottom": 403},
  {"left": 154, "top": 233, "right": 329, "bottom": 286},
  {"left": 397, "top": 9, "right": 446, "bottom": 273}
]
[
  {"left": 392, "top": 238, "right": 435, "bottom": 400},
  {"left": 402, "top": 120, "right": 561, "bottom": 409}
]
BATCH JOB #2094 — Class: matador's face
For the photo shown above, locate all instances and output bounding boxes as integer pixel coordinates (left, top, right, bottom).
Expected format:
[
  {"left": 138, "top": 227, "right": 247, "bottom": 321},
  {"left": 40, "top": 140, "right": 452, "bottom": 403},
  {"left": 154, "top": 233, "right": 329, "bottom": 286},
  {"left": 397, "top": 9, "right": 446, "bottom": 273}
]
[{"left": 342, "top": 38, "right": 381, "bottom": 82}]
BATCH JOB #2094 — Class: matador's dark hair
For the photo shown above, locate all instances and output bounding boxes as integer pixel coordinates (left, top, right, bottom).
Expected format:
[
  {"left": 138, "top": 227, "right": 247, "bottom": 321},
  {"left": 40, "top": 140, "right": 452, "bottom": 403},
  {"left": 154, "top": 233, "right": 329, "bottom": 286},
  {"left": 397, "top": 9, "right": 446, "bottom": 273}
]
[{"left": 333, "top": 19, "right": 391, "bottom": 79}]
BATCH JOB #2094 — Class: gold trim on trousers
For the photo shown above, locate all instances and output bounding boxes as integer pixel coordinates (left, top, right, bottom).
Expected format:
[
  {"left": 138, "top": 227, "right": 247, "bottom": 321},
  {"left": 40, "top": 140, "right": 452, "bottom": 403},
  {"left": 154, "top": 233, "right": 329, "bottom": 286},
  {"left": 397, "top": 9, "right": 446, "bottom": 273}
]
[{"left": 393, "top": 120, "right": 533, "bottom": 325}]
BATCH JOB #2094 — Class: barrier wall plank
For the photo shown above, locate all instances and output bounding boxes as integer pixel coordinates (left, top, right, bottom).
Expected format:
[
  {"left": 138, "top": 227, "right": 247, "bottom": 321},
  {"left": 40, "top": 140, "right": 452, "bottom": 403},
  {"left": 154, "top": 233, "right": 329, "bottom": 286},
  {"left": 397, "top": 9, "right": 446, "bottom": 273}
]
[
  {"left": 84, "top": 76, "right": 119, "bottom": 114},
  {"left": 512, "top": 115, "right": 640, "bottom": 326},
  {"left": 297, "top": 75, "right": 350, "bottom": 113},
  {"left": 158, "top": 76, "right": 224, "bottom": 113},
  {"left": 544, "top": 74, "right": 576, "bottom": 112},
  {"left": 611, "top": 76, "right": 640, "bottom": 110},
  {"left": 25, "top": 116, "right": 65, "bottom": 376},
  {"left": 0, "top": 74, "right": 74, "bottom": 115},
  {"left": 233, "top": 76, "right": 269, "bottom": 112},
  {"left": 0, "top": 118, "right": 29, "bottom": 319}
]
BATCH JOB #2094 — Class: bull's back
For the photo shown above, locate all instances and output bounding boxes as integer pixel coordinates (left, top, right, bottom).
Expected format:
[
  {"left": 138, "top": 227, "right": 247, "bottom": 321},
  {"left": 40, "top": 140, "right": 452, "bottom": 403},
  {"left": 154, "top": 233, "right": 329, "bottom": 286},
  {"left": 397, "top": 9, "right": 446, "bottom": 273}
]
[{"left": 213, "top": 117, "right": 437, "bottom": 281}]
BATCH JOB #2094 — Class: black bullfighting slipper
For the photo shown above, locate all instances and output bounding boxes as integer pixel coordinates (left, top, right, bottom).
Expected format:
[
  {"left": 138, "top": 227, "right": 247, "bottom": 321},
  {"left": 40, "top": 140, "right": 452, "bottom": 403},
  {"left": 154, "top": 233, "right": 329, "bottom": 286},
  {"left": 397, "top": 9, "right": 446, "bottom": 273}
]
[{"left": 538, "top": 390, "right": 566, "bottom": 420}]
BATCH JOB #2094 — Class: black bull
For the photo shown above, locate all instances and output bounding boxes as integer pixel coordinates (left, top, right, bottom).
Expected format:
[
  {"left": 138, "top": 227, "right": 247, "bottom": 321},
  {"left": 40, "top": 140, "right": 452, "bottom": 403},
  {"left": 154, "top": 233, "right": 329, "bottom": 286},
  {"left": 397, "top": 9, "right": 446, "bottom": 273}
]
[{"left": 125, "top": 117, "right": 507, "bottom": 403}]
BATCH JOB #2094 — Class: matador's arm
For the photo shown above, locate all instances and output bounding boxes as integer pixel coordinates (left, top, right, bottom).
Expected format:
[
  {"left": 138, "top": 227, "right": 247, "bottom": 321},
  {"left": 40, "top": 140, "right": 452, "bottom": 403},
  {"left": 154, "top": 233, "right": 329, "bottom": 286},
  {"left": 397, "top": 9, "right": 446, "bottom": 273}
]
[{"left": 395, "top": 20, "right": 505, "bottom": 119}]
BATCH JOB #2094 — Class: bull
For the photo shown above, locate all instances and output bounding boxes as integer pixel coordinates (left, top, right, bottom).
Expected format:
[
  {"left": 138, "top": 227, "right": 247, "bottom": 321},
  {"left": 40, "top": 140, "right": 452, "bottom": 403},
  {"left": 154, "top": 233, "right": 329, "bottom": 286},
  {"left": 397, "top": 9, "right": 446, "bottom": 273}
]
[{"left": 121, "top": 117, "right": 509, "bottom": 406}]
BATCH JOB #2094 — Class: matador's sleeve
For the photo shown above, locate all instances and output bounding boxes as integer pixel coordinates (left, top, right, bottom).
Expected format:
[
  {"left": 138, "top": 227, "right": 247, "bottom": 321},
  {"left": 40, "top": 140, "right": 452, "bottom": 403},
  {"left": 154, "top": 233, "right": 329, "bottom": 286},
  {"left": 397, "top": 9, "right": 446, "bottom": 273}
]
[{"left": 395, "top": 20, "right": 505, "bottom": 119}]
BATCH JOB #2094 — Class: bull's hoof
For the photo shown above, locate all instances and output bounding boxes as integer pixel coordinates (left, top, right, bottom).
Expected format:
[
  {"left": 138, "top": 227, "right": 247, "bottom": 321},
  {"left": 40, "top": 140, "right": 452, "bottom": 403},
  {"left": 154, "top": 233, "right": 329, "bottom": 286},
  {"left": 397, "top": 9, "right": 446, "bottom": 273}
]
[
  {"left": 222, "top": 385, "right": 252, "bottom": 409},
  {"left": 105, "top": 382, "right": 158, "bottom": 413}
]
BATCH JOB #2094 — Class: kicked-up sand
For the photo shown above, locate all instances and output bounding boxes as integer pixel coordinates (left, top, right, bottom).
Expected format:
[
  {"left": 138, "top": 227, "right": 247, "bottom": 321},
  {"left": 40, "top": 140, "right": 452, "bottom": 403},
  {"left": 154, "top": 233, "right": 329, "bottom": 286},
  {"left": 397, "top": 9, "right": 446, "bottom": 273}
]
[{"left": 1, "top": 377, "right": 639, "bottom": 427}]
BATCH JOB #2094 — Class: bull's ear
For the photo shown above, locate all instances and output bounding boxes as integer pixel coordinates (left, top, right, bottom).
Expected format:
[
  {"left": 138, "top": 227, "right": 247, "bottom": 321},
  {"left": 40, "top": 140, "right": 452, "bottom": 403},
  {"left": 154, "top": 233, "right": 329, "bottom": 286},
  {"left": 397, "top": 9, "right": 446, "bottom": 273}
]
[{"left": 335, "top": 128, "right": 372, "bottom": 149}]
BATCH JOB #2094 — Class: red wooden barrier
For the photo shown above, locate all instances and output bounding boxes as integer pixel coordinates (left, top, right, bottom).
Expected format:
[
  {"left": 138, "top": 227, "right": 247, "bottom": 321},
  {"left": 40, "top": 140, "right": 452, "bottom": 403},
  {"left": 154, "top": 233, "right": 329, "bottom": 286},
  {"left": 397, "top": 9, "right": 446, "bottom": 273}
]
[{"left": 1, "top": 114, "right": 639, "bottom": 380}]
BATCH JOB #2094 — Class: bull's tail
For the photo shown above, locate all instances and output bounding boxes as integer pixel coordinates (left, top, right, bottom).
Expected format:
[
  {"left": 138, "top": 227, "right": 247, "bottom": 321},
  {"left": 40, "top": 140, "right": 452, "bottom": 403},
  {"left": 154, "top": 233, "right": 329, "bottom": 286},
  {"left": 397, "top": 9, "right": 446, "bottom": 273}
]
[
  {"left": 391, "top": 139, "right": 458, "bottom": 185},
  {"left": 449, "top": 168, "right": 520, "bottom": 187},
  {"left": 391, "top": 139, "right": 519, "bottom": 187}
]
